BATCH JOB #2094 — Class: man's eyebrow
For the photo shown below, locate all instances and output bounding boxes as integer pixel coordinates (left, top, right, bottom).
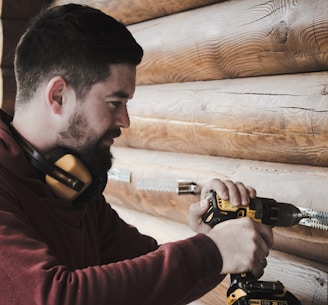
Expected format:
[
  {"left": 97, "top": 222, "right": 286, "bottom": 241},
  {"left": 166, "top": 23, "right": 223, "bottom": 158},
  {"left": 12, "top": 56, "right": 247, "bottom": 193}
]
[{"left": 106, "top": 90, "right": 131, "bottom": 99}]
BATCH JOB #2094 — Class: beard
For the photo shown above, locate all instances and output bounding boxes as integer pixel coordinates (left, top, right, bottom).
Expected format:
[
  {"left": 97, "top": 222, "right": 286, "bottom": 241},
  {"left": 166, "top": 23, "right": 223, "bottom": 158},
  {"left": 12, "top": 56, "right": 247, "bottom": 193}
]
[
  {"left": 57, "top": 112, "right": 120, "bottom": 203},
  {"left": 78, "top": 142, "right": 113, "bottom": 179},
  {"left": 75, "top": 143, "right": 114, "bottom": 204},
  {"left": 59, "top": 112, "right": 119, "bottom": 178}
]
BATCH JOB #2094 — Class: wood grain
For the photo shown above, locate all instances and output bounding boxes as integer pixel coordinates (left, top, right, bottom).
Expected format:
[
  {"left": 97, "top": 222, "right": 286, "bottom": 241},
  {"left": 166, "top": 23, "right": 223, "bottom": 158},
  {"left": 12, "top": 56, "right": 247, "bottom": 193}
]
[
  {"left": 129, "top": 0, "right": 328, "bottom": 84},
  {"left": 0, "top": 0, "right": 47, "bottom": 19},
  {"left": 1, "top": 19, "right": 28, "bottom": 66},
  {"left": 51, "top": 0, "right": 222, "bottom": 25},
  {"left": 1, "top": 0, "right": 46, "bottom": 112},
  {"left": 0, "top": 67, "right": 15, "bottom": 114},
  {"left": 0, "top": 20, "right": 27, "bottom": 113},
  {"left": 104, "top": 146, "right": 328, "bottom": 264},
  {"left": 113, "top": 204, "right": 328, "bottom": 305},
  {"left": 115, "top": 72, "right": 328, "bottom": 167}
]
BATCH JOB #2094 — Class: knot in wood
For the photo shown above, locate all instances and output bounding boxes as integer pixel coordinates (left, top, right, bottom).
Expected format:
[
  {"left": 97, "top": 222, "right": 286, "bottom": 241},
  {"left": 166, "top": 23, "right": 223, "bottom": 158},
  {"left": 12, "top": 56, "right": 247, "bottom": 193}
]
[
  {"left": 321, "top": 84, "right": 328, "bottom": 95},
  {"left": 275, "top": 21, "right": 289, "bottom": 44}
]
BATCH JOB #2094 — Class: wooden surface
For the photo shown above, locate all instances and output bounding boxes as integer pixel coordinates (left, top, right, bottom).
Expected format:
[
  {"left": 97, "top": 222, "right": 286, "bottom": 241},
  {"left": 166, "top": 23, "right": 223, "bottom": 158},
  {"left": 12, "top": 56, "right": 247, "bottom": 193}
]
[
  {"left": 1, "top": 19, "right": 28, "bottom": 66},
  {"left": 112, "top": 203, "right": 328, "bottom": 305},
  {"left": 51, "top": 0, "right": 223, "bottom": 25},
  {"left": 1, "top": 0, "right": 327, "bottom": 303},
  {"left": 0, "top": 0, "right": 48, "bottom": 113},
  {"left": 129, "top": 0, "right": 328, "bottom": 85},
  {"left": 105, "top": 146, "right": 328, "bottom": 264},
  {"left": 0, "top": 19, "right": 28, "bottom": 113},
  {"left": 0, "top": 67, "right": 16, "bottom": 113},
  {"left": 115, "top": 72, "right": 328, "bottom": 167},
  {"left": 0, "top": 20, "right": 27, "bottom": 113},
  {"left": 0, "top": 0, "right": 47, "bottom": 18}
]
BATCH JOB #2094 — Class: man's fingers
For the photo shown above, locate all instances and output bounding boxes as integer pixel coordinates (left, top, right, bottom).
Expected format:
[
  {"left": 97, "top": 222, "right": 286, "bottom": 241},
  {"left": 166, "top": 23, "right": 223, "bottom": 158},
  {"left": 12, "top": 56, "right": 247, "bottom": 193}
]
[
  {"left": 200, "top": 178, "right": 257, "bottom": 207},
  {"left": 258, "top": 221, "right": 275, "bottom": 251},
  {"left": 228, "top": 181, "right": 257, "bottom": 206},
  {"left": 228, "top": 181, "right": 249, "bottom": 205},
  {"left": 200, "top": 178, "right": 229, "bottom": 199},
  {"left": 189, "top": 199, "right": 211, "bottom": 233},
  {"left": 189, "top": 199, "right": 209, "bottom": 218}
]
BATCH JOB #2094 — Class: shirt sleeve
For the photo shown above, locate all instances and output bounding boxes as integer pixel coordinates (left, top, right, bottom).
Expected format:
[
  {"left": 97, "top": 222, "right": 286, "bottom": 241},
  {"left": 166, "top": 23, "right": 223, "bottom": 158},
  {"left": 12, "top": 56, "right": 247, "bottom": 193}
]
[
  {"left": 0, "top": 194, "right": 225, "bottom": 305},
  {"left": 96, "top": 197, "right": 160, "bottom": 263}
]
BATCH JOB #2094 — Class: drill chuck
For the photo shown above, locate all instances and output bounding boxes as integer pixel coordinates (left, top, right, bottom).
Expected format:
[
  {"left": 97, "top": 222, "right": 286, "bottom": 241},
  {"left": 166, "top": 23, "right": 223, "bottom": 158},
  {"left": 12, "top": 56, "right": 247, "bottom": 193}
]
[{"left": 250, "top": 197, "right": 303, "bottom": 227}]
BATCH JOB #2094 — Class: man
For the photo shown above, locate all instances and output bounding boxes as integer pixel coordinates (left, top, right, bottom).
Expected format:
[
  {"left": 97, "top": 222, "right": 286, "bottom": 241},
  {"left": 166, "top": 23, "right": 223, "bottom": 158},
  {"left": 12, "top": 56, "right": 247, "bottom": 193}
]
[{"left": 0, "top": 4, "right": 273, "bottom": 305}]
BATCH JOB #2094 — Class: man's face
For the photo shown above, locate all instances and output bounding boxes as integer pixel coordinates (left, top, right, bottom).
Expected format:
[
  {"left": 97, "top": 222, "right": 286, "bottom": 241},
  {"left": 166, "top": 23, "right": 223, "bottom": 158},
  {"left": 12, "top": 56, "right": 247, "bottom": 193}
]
[{"left": 57, "top": 63, "right": 136, "bottom": 178}]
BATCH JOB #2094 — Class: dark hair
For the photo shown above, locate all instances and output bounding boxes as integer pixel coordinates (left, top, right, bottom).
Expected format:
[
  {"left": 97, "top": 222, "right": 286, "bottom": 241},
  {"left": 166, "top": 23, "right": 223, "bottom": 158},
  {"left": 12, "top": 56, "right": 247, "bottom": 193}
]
[{"left": 14, "top": 4, "right": 143, "bottom": 104}]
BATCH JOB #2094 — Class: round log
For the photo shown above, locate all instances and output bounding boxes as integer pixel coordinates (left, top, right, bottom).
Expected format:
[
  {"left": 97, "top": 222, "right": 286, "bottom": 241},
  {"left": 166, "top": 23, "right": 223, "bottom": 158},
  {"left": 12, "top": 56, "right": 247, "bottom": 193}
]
[
  {"left": 0, "top": 0, "right": 47, "bottom": 19},
  {"left": 116, "top": 72, "right": 328, "bottom": 167},
  {"left": 0, "top": 67, "right": 15, "bottom": 114},
  {"left": 1, "top": 19, "right": 28, "bottom": 67},
  {"left": 105, "top": 146, "right": 328, "bottom": 264},
  {"left": 51, "top": 0, "right": 222, "bottom": 25},
  {"left": 0, "top": 1, "right": 48, "bottom": 113},
  {"left": 129, "top": 0, "right": 328, "bottom": 84}
]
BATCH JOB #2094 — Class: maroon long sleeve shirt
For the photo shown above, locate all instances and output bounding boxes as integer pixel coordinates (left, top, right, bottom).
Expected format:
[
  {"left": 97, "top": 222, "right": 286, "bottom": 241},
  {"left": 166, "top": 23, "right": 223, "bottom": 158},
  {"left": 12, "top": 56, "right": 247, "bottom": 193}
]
[{"left": 0, "top": 110, "right": 224, "bottom": 305}]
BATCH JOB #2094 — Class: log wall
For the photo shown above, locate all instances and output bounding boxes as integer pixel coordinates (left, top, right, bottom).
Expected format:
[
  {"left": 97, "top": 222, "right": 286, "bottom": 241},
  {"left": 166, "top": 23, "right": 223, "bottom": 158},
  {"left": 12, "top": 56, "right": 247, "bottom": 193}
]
[
  {"left": 115, "top": 72, "right": 328, "bottom": 167},
  {"left": 105, "top": 146, "right": 328, "bottom": 264},
  {"left": 101, "top": 1, "right": 327, "bottom": 303},
  {"left": 130, "top": 0, "right": 328, "bottom": 85},
  {"left": 0, "top": 0, "right": 49, "bottom": 114},
  {"left": 2, "top": 0, "right": 328, "bottom": 304},
  {"left": 51, "top": 0, "right": 223, "bottom": 25}
]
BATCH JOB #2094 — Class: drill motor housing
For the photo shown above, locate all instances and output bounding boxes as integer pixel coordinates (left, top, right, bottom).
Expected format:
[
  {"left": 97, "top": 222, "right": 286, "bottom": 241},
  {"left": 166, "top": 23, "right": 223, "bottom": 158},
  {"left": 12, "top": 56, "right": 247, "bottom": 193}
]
[{"left": 202, "top": 191, "right": 303, "bottom": 228}]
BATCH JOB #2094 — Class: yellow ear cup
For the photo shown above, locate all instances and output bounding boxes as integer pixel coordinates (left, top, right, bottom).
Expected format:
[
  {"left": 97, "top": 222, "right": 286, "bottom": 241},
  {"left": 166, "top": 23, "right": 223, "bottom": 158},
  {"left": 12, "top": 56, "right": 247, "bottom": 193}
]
[{"left": 45, "top": 154, "right": 92, "bottom": 201}]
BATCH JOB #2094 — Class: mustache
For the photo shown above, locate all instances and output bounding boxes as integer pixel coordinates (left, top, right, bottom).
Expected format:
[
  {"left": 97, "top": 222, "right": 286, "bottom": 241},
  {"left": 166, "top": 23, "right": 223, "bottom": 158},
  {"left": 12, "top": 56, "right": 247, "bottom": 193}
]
[{"left": 106, "top": 128, "right": 121, "bottom": 139}]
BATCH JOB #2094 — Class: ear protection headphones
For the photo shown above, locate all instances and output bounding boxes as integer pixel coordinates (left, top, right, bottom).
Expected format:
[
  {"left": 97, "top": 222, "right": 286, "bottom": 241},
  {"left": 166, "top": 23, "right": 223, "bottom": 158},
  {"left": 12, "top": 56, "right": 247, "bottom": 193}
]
[{"left": 10, "top": 126, "right": 92, "bottom": 202}]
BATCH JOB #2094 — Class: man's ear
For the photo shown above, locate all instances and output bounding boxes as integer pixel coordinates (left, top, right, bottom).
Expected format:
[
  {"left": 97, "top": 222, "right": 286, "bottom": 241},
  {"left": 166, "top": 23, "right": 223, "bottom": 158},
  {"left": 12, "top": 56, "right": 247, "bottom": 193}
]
[{"left": 45, "top": 76, "right": 67, "bottom": 114}]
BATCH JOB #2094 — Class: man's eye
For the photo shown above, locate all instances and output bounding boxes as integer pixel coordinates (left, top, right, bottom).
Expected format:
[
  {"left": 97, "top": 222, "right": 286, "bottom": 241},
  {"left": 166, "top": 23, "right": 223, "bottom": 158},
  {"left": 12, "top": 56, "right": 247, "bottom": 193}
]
[{"left": 109, "top": 101, "right": 122, "bottom": 108}]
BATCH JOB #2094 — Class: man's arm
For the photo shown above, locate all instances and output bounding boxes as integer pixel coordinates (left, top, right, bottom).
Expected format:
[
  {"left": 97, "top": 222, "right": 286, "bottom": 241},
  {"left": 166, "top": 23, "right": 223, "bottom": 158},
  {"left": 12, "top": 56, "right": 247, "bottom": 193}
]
[{"left": 0, "top": 194, "right": 224, "bottom": 305}]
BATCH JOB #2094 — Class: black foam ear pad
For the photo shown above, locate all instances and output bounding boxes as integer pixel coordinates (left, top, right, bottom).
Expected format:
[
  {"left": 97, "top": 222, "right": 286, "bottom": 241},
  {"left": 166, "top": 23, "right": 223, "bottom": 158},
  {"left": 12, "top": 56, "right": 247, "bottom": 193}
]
[{"left": 10, "top": 126, "right": 92, "bottom": 201}]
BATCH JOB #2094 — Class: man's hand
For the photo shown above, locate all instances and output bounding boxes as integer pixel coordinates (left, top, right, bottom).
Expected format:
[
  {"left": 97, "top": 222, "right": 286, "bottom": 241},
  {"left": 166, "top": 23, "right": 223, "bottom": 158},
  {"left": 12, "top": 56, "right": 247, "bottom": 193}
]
[
  {"left": 207, "top": 217, "right": 273, "bottom": 278},
  {"left": 189, "top": 178, "right": 256, "bottom": 233},
  {"left": 188, "top": 178, "right": 273, "bottom": 278}
]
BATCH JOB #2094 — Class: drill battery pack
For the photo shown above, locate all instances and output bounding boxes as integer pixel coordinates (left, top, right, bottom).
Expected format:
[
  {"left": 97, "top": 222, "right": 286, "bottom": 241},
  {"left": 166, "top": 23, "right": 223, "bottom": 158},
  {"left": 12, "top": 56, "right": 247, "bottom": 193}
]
[{"left": 227, "top": 278, "right": 302, "bottom": 305}]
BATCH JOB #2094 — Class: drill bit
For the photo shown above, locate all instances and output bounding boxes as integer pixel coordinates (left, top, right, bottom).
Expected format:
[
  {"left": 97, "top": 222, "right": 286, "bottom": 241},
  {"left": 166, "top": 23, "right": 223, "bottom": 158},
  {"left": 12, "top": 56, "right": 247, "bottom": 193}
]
[{"left": 298, "top": 208, "right": 328, "bottom": 230}]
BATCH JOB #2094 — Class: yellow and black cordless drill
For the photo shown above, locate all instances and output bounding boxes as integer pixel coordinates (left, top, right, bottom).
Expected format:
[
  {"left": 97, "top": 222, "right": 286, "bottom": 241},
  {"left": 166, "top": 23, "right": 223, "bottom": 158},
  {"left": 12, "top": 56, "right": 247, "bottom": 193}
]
[{"left": 202, "top": 190, "right": 305, "bottom": 305}]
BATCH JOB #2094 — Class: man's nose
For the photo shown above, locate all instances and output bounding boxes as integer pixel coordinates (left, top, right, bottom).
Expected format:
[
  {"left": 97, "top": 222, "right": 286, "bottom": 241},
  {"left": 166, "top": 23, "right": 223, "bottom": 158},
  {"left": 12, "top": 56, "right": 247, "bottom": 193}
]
[{"left": 115, "top": 105, "right": 130, "bottom": 128}]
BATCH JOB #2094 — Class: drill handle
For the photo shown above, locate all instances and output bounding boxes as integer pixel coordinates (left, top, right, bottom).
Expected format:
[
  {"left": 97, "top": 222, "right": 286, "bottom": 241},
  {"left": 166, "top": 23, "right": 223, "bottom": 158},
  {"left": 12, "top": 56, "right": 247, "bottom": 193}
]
[
  {"left": 230, "top": 272, "right": 255, "bottom": 284},
  {"left": 202, "top": 190, "right": 250, "bottom": 227}
]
